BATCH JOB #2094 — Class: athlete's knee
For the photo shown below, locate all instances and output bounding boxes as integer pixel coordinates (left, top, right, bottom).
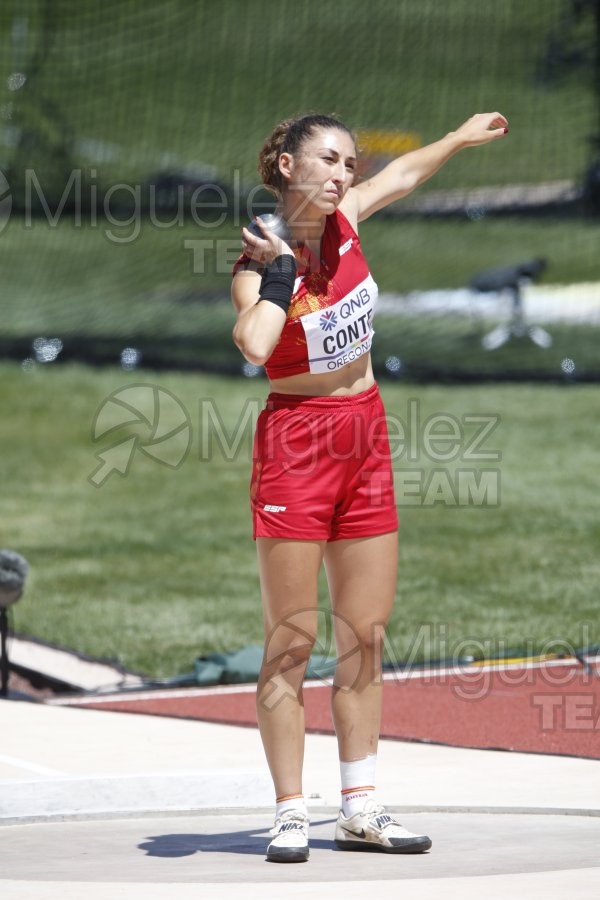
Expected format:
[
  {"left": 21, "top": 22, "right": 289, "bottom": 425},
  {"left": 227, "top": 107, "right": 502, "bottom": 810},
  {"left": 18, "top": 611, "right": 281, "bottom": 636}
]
[
  {"left": 340, "top": 620, "right": 386, "bottom": 657},
  {"left": 262, "top": 633, "right": 317, "bottom": 677}
]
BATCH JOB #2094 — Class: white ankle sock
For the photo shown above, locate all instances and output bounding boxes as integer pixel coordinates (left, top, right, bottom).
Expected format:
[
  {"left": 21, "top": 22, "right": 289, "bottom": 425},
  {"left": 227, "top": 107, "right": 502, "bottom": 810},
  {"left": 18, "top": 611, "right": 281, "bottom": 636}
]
[
  {"left": 275, "top": 793, "right": 306, "bottom": 819},
  {"left": 340, "top": 754, "right": 376, "bottom": 817}
]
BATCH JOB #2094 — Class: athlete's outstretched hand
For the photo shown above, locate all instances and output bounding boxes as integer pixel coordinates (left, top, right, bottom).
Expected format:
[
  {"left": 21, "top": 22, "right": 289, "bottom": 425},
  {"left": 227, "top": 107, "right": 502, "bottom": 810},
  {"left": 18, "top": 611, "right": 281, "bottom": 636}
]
[{"left": 452, "top": 112, "right": 509, "bottom": 147}]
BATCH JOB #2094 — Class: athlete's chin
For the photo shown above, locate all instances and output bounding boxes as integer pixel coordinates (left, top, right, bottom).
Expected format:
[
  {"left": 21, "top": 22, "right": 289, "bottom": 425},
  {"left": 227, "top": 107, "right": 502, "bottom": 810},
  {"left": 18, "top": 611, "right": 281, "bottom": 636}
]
[{"left": 321, "top": 194, "right": 342, "bottom": 212}]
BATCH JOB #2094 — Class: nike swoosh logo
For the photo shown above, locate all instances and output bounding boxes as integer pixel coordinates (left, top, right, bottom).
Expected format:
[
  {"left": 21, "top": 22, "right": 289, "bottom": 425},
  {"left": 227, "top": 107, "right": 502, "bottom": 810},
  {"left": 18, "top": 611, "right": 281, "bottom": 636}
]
[{"left": 342, "top": 826, "right": 366, "bottom": 838}]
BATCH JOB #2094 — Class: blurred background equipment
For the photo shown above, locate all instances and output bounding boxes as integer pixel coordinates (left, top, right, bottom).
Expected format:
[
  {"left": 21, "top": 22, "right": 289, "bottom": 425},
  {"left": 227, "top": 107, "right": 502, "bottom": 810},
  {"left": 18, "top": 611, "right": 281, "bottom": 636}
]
[
  {"left": 0, "top": 0, "right": 599, "bottom": 381},
  {"left": 470, "top": 258, "right": 552, "bottom": 350},
  {"left": 0, "top": 548, "right": 29, "bottom": 697}
]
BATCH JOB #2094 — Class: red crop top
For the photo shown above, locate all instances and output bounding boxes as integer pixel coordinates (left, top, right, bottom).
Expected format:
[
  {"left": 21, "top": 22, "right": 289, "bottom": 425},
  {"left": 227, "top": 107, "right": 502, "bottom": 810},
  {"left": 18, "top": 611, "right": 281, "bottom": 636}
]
[{"left": 232, "top": 209, "right": 378, "bottom": 379}]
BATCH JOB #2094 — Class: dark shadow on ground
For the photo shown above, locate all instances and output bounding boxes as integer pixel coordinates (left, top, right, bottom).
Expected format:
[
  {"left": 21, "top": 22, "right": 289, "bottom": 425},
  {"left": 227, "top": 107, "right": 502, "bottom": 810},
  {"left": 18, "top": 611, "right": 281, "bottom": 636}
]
[{"left": 138, "top": 818, "right": 337, "bottom": 858}]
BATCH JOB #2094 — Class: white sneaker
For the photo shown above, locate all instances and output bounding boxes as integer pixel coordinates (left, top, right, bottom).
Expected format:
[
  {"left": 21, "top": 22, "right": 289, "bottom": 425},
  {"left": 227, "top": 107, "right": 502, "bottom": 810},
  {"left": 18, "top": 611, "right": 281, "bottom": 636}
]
[
  {"left": 266, "top": 809, "right": 310, "bottom": 862},
  {"left": 335, "top": 800, "right": 432, "bottom": 853}
]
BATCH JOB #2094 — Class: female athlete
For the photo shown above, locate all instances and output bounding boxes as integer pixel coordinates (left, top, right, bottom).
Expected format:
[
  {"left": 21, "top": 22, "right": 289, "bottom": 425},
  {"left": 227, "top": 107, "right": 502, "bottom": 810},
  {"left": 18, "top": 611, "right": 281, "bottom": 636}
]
[{"left": 231, "top": 110, "right": 508, "bottom": 862}]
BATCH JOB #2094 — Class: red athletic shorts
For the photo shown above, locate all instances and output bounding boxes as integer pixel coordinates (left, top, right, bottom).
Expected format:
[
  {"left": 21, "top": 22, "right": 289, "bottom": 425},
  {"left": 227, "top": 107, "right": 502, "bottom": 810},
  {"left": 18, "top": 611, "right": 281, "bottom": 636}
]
[{"left": 250, "top": 382, "right": 398, "bottom": 541}]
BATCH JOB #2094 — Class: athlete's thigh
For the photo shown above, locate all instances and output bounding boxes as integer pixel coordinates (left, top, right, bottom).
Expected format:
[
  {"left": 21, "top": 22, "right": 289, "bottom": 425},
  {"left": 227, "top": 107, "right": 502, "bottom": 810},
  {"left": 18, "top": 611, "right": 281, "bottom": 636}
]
[
  {"left": 256, "top": 537, "right": 326, "bottom": 638},
  {"left": 323, "top": 532, "right": 398, "bottom": 645}
]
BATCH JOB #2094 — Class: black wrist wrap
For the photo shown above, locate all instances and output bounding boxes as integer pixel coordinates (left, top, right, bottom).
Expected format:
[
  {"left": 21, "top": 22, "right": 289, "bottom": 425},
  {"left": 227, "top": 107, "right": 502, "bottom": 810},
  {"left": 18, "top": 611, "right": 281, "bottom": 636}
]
[{"left": 259, "top": 255, "right": 297, "bottom": 314}]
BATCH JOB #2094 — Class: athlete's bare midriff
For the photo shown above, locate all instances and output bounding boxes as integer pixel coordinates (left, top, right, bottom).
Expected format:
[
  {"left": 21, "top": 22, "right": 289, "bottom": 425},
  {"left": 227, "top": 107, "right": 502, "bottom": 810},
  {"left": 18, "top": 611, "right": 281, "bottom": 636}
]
[{"left": 267, "top": 352, "right": 376, "bottom": 396}]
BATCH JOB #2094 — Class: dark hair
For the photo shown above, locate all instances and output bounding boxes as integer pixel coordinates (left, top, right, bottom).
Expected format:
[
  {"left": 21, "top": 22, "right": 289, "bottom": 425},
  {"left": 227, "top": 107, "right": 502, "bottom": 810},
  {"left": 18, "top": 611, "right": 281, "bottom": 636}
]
[{"left": 258, "top": 113, "right": 356, "bottom": 196}]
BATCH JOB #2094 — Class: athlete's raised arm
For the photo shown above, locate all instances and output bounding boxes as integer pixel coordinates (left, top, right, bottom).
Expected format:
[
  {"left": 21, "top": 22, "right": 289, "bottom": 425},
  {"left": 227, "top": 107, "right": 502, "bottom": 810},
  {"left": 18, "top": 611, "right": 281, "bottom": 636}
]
[{"left": 347, "top": 112, "right": 508, "bottom": 223}]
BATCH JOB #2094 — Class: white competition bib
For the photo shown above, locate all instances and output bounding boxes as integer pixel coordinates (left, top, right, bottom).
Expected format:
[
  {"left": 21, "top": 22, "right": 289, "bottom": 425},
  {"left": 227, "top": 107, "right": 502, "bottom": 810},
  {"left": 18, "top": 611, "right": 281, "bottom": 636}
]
[{"left": 300, "top": 274, "right": 378, "bottom": 374}]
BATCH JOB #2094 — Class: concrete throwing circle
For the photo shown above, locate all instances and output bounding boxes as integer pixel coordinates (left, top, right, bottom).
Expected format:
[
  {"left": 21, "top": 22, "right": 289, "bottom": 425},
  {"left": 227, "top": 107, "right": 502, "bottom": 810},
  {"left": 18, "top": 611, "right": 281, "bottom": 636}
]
[{"left": 0, "top": 810, "right": 598, "bottom": 886}]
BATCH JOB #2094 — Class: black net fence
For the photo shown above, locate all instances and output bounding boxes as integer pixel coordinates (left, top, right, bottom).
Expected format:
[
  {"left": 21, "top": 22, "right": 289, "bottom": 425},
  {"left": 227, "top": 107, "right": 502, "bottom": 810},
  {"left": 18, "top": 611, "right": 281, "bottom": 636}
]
[{"left": 1, "top": 0, "right": 599, "bottom": 382}]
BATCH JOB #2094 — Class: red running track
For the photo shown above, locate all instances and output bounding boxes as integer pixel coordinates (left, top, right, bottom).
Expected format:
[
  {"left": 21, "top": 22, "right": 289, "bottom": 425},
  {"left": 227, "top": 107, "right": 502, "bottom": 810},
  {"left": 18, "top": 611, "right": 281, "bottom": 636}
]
[{"left": 53, "top": 658, "right": 600, "bottom": 759}]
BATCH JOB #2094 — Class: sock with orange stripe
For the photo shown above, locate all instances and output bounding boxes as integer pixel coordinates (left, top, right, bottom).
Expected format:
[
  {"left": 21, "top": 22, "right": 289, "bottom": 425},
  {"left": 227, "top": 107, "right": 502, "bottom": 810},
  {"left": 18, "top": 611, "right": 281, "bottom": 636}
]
[
  {"left": 340, "top": 754, "right": 376, "bottom": 817},
  {"left": 275, "top": 792, "right": 307, "bottom": 819}
]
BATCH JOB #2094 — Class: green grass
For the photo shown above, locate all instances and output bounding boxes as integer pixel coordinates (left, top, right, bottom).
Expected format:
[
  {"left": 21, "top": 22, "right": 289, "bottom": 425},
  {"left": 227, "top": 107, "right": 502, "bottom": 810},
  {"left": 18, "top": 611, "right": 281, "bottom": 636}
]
[
  {"left": 2, "top": 362, "right": 598, "bottom": 676},
  {"left": 361, "top": 215, "right": 600, "bottom": 291}
]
